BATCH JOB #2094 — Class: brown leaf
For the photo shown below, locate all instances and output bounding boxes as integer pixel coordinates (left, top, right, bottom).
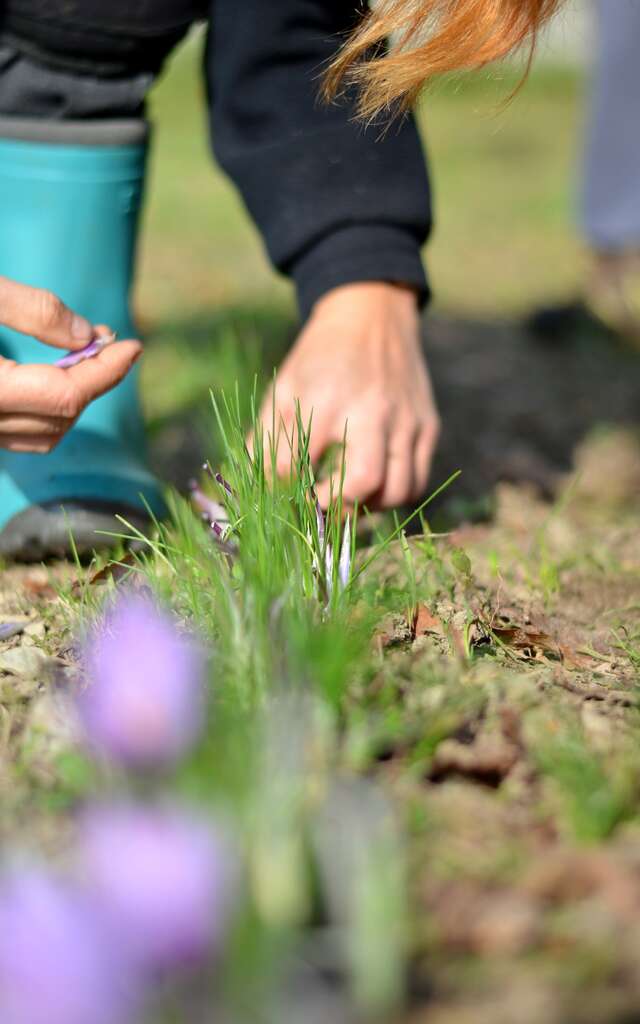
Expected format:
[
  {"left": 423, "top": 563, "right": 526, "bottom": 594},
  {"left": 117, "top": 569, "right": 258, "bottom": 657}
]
[
  {"left": 71, "top": 551, "right": 138, "bottom": 596},
  {"left": 470, "top": 616, "right": 563, "bottom": 662},
  {"left": 557, "top": 644, "right": 595, "bottom": 671},
  {"left": 21, "top": 571, "right": 56, "bottom": 599},
  {"left": 89, "top": 550, "right": 138, "bottom": 586},
  {"left": 479, "top": 615, "right": 605, "bottom": 672},
  {"left": 411, "top": 603, "right": 445, "bottom": 638},
  {"left": 491, "top": 624, "right": 562, "bottom": 660}
]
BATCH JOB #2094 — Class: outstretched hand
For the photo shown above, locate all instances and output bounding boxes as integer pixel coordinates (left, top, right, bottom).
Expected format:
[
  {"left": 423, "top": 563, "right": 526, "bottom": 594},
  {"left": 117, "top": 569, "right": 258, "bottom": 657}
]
[
  {"left": 0, "top": 276, "right": 141, "bottom": 453},
  {"left": 253, "top": 282, "right": 440, "bottom": 509}
]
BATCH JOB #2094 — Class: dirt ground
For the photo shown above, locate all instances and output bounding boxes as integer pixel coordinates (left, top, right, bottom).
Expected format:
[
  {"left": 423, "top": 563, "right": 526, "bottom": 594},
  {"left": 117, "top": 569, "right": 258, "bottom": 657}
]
[
  {"left": 1, "top": 315, "right": 639, "bottom": 1023},
  {"left": 382, "top": 316, "right": 640, "bottom": 1022},
  {"left": 390, "top": 471, "right": 640, "bottom": 1024}
]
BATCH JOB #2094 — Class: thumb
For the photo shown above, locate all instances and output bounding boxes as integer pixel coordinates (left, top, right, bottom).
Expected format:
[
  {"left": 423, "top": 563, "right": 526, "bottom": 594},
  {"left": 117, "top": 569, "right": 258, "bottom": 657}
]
[
  {"left": 0, "top": 276, "right": 93, "bottom": 350},
  {"left": 65, "top": 340, "right": 143, "bottom": 407}
]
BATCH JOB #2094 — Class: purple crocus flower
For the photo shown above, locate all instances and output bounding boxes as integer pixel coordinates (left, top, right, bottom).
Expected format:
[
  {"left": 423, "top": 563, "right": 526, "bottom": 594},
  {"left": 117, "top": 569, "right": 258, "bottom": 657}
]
[
  {"left": 215, "top": 472, "right": 233, "bottom": 496},
  {"left": 189, "top": 480, "right": 228, "bottom": 529},
  {"left": 0, "top": 869, "right": 141, "bottom": 1024},
  {"left": 55, "top": 332, "right": 115, "bottom": 369},
  {"left": 201, "top": 462, "right": 234, "bottom": 497},
  {"left": 77, "top": 593, "right": 205, "bottom": 769},
  {"left": 79, "top": 802, "right": 232, "bottom": 974}
]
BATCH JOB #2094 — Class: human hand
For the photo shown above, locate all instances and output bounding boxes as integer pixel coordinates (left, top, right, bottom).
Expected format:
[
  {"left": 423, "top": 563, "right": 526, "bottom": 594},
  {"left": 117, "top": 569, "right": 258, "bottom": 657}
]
[
  {"left": 255, "top": 282, "right": 440, "bottom": 508},
  {"left": 0, "top": 276, "right": 142, "bottom": 453}
]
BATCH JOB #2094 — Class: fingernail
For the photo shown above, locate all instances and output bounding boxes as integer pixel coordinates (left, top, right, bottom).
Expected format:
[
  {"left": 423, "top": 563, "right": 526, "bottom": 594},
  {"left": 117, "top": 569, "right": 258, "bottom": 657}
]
[{"left": 71, "top": 314, "right": 93, "bottom": 341}]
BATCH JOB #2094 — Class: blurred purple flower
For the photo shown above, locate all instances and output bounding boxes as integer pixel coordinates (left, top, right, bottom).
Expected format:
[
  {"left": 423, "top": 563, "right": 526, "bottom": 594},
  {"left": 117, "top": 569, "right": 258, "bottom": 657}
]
[
  {"left": 0, "top": 870, "right": 140, "bottom": 1024},
  {"left": 77, "top": 594, "right": 205, "bottom": 769},
  {"left": 80, "top": 802, "right": 232, "bottom": 974},
  {"left": 55, "top": 333, "right": 115, "bottom": 369},
  {"left": 0, "top": 621, "right": 24, "bottom": 641}
]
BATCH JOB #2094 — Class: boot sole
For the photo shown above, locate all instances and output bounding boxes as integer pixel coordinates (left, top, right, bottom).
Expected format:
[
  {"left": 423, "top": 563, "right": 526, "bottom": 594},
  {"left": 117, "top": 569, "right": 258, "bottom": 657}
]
[{"left": 0, "top": 501, "right": 151, "bottom": 563}]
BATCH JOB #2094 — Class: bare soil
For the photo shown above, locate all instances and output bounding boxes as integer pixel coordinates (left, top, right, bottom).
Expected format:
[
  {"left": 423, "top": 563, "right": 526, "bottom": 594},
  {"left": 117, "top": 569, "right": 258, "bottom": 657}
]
[{"left": 1, "top": 314, "right": 639, "bottom": 1022}]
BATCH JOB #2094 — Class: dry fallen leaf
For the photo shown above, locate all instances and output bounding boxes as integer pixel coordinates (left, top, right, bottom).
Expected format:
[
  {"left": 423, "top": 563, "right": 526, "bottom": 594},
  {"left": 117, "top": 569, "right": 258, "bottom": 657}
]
[
  {"left": 71, "top": 552, "right": 139, "bottom": 596},
  {"left": 469, "top": 616, "right": 571, "bottom": 663},
  {"left": 21, "top": 573, "right": 57, "bottom": 599},
  {"left": 412, "top": 603, "right": 445, "bottom": 638}
]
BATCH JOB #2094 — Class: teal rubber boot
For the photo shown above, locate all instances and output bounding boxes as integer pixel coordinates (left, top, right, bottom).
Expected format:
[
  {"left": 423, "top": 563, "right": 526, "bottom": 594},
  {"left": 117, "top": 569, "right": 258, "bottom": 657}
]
[{"left": 0, "top": 119, "right": 165, "bottom": 561}]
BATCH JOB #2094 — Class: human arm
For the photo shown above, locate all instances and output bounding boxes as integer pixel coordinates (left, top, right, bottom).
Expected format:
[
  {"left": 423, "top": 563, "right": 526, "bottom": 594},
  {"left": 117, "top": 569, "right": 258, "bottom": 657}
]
[{"left": 204, "top": 0, "right": 437, "bottom": 506}]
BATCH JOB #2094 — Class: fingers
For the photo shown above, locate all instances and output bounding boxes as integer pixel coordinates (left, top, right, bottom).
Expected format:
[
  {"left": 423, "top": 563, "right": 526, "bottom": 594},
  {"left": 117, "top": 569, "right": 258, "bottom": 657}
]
[
  {"left": 258, "top": 403, "right": 335, "bottom": 486},
  {"left": 249, "top": 388, "right": 294, "bottom": 478},
  {"left": 315, "top": 417, "right": 439, "bottom": 511},
  {"left": 316, "top": 415, "right": 386, "bottom": 509},
  {"left": 0, "top": 414, "right": 68, "bottom": 436},
  {"left": 64, "top": 340, "right": 142, "bottom": 406},
  {"left": 411, "top": 419, "right": 440, "bottom": 501},
  {"left": 0, "top": 342, "right": 141, "bottom": 435},
  {"left": 0, "top": 276, "right": 93, "bottom": 349},
  {"left": 0, "top": 434, "right": 64, "bottom": 454},
  {"left": 375, "top": 418, "right": 440, "bottom": 508},
  {"left": 378, "top": 426, "right": 417, "bottom": 508},
  {"left": 253, "top": 384, "right": 330, "bottom": 480}
]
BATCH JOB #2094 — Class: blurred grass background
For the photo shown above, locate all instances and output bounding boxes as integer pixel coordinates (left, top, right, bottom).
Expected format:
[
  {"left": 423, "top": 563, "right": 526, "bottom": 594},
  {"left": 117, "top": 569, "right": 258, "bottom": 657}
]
[{"left": 136, "top": 30, "right": 585, "bottom": 459}]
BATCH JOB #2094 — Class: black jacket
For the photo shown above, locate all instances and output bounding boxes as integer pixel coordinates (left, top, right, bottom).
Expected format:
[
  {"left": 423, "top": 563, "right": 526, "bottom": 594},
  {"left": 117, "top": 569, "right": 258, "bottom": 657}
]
[{"left": 2, "top": 0, "right": 432, "bottom": 318}]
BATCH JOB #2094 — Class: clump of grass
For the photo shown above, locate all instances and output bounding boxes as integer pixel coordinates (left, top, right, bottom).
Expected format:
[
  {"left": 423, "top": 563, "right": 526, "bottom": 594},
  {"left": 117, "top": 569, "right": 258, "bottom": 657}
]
[{"left": 51, "top": 385, "right": 461, "bottom": 1018}]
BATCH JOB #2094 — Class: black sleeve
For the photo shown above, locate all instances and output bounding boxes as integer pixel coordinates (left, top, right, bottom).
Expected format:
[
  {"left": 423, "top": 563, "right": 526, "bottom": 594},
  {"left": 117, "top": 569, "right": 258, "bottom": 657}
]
[{"left": 204, "top": 0, "right": 432, "bottom": 321}]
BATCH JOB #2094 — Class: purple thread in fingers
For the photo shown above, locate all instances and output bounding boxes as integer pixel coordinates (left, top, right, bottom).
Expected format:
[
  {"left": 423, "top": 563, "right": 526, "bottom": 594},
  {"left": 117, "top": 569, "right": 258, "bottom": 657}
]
[{"left": 55, "top": 333, "right": 116, "bottom": 369}]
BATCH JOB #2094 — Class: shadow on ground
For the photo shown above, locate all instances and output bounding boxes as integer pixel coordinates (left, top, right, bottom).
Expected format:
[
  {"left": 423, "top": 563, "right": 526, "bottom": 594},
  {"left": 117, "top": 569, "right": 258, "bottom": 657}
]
[
  {"left": 146, "top": 305, "right": 640, "bottom": 511},
  {"left": 428, "top": 314, "right": 640, "bottom": 514}
]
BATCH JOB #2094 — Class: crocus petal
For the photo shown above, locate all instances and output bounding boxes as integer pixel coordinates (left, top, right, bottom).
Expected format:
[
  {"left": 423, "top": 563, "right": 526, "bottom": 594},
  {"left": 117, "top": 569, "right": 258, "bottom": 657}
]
[
  {"left": 54, "top": 334, "right": 115, "bottom": 369},
  {"left": 189, "top": 481, "right": 228, "bottom": 527},
  {"left": 215, "top": 472, "right": 234, "bottom": 496}
]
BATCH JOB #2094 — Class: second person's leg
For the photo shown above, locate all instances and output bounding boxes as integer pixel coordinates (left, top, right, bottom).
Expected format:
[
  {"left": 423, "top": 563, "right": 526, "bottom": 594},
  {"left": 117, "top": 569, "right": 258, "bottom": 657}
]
[{"left": 580, "top": 0, "right": 640, "bottom": 339}]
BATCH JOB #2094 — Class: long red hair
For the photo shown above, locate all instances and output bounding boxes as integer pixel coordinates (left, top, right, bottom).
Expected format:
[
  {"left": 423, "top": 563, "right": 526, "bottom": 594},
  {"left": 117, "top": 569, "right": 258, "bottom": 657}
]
[{"left": 324, "top": 0, "right": 564, "bottom": 117}]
